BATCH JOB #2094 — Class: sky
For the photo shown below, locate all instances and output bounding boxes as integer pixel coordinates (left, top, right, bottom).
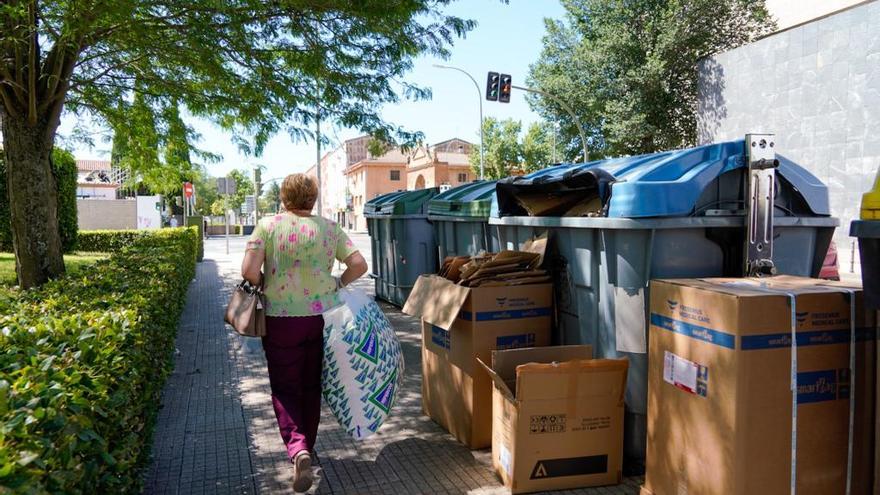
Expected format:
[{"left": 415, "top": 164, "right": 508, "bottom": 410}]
[{"left": 59, "top": 1, "right": 568, "bottom": 182}]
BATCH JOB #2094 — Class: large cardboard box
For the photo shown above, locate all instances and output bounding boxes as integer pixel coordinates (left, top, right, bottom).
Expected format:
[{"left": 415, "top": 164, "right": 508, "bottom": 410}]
[
  {"left": 404, "top": 275, "right": 553, "bottom": 448},
  {"left": 642, "top": 276, "right": 877, "bottom": 495},
  {"left": 478, "top": 345, "right": 628, "bottom": 494}
]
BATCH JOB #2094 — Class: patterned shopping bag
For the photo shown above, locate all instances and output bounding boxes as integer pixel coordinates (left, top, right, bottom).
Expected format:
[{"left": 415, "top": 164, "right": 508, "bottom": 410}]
[{"left": 321, "top": 287, "right": 405, "bottom": 440}]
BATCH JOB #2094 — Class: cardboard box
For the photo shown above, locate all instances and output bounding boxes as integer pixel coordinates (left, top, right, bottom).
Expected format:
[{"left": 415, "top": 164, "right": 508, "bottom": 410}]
[
  {"left": 478, "top": 345, "right": 628, "bottom": 494},
  {"left": 642, "top": 276, "right": 877, "bottom": 495},
  {"left": 404, "top": 275, "right": 553, "bottom": 448}
]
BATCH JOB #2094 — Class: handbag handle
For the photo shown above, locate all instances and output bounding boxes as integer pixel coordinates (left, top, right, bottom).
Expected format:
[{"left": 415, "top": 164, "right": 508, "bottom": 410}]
[{"left": 238, "top": 274, "right": 265, "bottom": 296}]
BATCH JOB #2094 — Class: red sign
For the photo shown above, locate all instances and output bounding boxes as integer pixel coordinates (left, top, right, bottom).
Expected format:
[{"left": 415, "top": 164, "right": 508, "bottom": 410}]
[{"left": 183, "top": 182, "right": 194, "bottom": 198}]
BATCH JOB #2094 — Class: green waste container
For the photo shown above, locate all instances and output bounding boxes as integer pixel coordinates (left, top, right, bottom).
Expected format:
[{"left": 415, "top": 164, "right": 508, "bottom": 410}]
[
  {"left": 428, "top": 181, "right": 499, "bottom": 260},
  {"left": 364, "top": 188, "right": 440, "bottom": 306}
]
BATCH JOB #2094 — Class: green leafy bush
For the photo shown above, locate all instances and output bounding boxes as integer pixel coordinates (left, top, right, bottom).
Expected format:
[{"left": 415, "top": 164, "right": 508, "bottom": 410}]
[
  {"left": 183, "top": 217, "right": 204, "bottom": 262},
  {"left": 0, "top": 149, "right": 79, "bottom": 253},
  {"left": 77, "top": 227, "right": 203, "bottom": 261},
  {"left": 0, "top": 227, "right": 198, "bottom": 493},
  {"left": 76, "top": 230, "right": 151, "bottom": 253},
  {"left": 52, "top": 150, "right": 80, "bottom": 253}
]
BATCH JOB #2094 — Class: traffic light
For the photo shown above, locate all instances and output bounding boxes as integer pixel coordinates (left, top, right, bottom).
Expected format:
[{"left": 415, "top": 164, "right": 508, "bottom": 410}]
[
  {"left": 486, "top": 71, "right": 499, "bottom": 101},
  {"left": 499, "top": 74, "right": 512, "bottom": 103}
]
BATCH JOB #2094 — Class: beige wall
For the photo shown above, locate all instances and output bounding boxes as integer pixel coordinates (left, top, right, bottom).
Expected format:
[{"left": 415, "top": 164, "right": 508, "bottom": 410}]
[
  {"left": 346, "top": 162, "right": 407, "bottom": 231},
  {"left": 77, "top": 199, "right": 137, "bottom": 230},
  {"left": 407, "top": 164, "right": 472, "bottom": 189},
  {"left": 448, "top": 165, "right": 472, "bottom": 186},
  {"left": 407, "top": 165, "right": 438, "bottom": 190}
]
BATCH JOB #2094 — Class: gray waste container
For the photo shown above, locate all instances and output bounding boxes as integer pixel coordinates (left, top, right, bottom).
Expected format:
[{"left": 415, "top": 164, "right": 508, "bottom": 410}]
[
  {"left": 850, "top": 220, "right": 880, "bottom": 309},
  {"left": 365, "top": 188, "right": 440, "bottom": 307},
  {"left": 490, "top": 139, "right": 838, "bottom": 473},
  {"left": 428, "top": 180, "right": 499, "bottom": 260}
]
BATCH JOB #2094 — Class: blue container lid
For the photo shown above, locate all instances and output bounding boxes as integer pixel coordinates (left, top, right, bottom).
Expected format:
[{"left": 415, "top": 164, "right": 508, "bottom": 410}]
[{"left": 494, "top": 140, "right": 830, "bottom": 218}]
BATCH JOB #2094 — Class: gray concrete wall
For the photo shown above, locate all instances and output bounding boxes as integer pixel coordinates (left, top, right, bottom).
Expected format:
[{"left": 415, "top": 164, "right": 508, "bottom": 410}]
[
  {"left": 697, "top": 0, "right": 880, "bottom": 274},
  {"left": 76, "top": 199, "right": 137, "bottom": 230}
]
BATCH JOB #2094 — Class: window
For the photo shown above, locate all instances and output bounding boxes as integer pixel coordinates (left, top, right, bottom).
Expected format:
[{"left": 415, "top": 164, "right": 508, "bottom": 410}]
[
  {"left": 390, "top": 170, "right": 401, "bottom": 181},
  {"left": 457, "top": 173, "right": 468, "bottom": 183}
]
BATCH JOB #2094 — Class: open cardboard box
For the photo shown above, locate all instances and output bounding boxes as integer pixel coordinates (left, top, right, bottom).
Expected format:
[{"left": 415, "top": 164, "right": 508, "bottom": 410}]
[
  {"left": 403, "top": 274, "right": 553, "bottom": 449},
  {"left": 478, "top": 345, "right": 628, "bottom": 494}
]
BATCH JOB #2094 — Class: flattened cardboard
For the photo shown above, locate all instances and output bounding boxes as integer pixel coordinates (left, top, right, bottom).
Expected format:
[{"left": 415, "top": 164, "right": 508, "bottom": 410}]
[
  {"left": 643, "top": 277, "right": 877, "bottom": 495},
  {"left": 480, "top": 346, "right": 628, "bottom": 494}
]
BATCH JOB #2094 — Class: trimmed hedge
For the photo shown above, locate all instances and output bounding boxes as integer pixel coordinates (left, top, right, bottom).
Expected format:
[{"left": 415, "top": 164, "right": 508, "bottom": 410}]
[
  {"left": 78, "top": 227, "right": 203, "bottom": 262},
  {"left": 0, "top": 149, "right": 79, "bottom": 253},
  {"left": 76, "top": 230, "right": 152, "bottom": 253},
  {"left": 184, "top": 217, "right": 205, "bottom": 262},
  {"left": 0, "top": 227, "right": 198, "bottom": 493}
]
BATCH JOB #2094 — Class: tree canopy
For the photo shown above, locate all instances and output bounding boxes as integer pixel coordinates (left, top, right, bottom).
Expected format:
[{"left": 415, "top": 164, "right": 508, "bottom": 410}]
[
  {"left": 469, "top": 117, "right": 560, "bottom": 179},
  {"left": 527, "top": 0, "right": 774, "bottom": 157},
  {"left": 0, "top": 0, "right": 474, "bottom": 287}
]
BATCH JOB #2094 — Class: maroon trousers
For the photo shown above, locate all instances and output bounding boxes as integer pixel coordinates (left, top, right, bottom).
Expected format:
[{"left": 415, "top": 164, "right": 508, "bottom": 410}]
[{"left": 262, "top": 315, "right": 324, "bottom": 460}]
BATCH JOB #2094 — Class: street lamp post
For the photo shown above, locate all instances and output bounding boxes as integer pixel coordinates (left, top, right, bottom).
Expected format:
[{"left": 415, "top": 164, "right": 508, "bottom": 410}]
[{"left": 432, "top": 64, "right": 484, "bottom": 180}]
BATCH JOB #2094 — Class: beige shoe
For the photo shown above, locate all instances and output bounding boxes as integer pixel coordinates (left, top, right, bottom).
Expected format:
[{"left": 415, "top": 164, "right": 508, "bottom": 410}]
[{"left": 292, "top": 451, "right": 313, "bottom": 493}]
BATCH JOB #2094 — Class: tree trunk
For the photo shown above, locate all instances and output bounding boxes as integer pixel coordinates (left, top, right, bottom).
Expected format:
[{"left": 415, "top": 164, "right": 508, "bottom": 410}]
[{"left": 1, "top": 114, "right": 64, "bottom": 288}]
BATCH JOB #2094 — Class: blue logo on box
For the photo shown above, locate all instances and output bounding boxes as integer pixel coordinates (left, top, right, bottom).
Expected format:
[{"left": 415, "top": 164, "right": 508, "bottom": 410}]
[
  {"left": 431, "top": 325, "right": 450, "bottom": 350},
  {"left": 797, "top": 369, "right": 849, "bottom": 404}
]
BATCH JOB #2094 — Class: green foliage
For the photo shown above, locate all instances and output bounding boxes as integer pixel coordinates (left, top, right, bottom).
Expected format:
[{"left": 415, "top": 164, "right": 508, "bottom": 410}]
[
  {"left": 0, "top": 150, "right": 79, "bottom": 254},
  {"left": 263, "top": 182, "right": 282, "bottom": 215},
  {"left": 521, "top": 122, "right": 561, "bottom": 173},
  {"left": 227, "top": 170, "right": 255, "bottom": 213},
  {"left": 76, "top": 230, "right": 151, "bottom": 253},
  {"left": 52, "top": 149, "right": 80, "bottom": 253},
  {"left": 48, "top": 2, "right": 476, "bottom": 155},
  {"left": 0, "top": 253, "right": 107, "bottom": 287},
  {"left": 184, "top": 217, "right": 205, "bottom": 262},
  {"left": 209, "top": 199, "right": 226, "bottom": 217},
  {"left": 469, "top": 118, "right": 562, "bottom": 178},
  {"left": 0, "top": 227, "right": 198, "bottom": 493},
  {"left": 191, "top": 165, "right": 219, "bottom": 215},
  {"left": 1, "top": 0, "right": 473, "bottom": 287},
  {"left": 110, "top": 97, "right": 214, "bottom": 196},
  {"left": 528, "top": 0, "right": 775, "bottom": 157},
  {"left": 469, "top": 117, "right": 524, "bottom": 180}
]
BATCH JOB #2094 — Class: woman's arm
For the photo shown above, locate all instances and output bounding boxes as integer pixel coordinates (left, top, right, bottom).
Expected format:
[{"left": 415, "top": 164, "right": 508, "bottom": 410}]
[
  {"left": 338, "top": 251, "right": 368, "bottom": 288},
  {"left": 241, "top": 248, "right": 265, "bottom": 286}
]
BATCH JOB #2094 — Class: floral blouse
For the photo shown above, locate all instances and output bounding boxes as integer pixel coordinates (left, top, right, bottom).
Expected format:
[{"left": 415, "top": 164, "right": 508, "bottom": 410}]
[{"left": 246, "top": 213, "right": 358, "bottom": 317}]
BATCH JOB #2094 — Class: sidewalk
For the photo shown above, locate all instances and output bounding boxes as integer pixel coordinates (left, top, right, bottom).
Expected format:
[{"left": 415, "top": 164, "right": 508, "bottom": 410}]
[{"left": 144, "top": 234, "right": 643, "bottom": 494}]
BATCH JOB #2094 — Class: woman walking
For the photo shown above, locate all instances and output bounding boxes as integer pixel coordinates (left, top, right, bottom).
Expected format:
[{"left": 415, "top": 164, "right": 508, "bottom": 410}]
[{"left": 240, "top": 174, "right": 368, "bottom": 492}]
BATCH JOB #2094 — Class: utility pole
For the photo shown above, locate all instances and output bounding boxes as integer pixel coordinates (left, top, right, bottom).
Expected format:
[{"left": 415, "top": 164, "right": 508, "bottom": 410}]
[{"left": 432, "top": 64, "right": 484, "bottom": 180}]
